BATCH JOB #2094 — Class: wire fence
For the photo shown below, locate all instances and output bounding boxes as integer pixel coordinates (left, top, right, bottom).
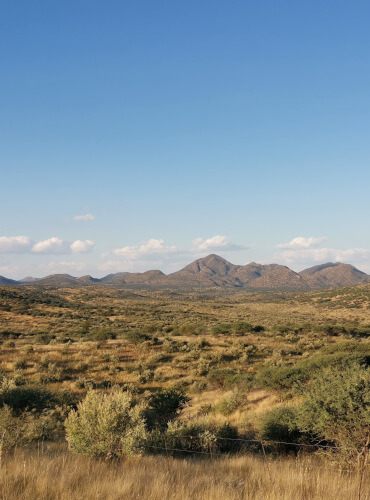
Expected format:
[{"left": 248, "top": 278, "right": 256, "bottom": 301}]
[{"left": 143, "top": 434, "right": 369, "bottom": 474}]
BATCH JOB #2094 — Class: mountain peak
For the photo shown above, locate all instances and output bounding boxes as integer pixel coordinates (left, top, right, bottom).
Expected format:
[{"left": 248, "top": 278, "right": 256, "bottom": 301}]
[{"left": 0, "top": 255, "right": 368, "bottom": 290}]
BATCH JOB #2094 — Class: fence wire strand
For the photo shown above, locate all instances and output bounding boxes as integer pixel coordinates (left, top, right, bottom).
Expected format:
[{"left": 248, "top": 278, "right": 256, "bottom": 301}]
[{"left": 142, "top": 434, "right": 368, "bottom": 474}]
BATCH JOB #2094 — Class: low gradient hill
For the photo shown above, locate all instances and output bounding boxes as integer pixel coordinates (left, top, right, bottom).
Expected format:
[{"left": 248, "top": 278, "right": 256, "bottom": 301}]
[{"left": 4, "top": 255, "right": 370, "bottom": 290}]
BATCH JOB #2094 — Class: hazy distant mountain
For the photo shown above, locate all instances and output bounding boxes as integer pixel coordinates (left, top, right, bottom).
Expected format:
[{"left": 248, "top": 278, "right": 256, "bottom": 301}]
[
  {"left": 76, "top": 275, "right": 102, "bottom": 285},
  {"left": 0, "top": 255, "right": 369, "bottom": 290},
  {"left": 106, "top": 269, "right": 165, "bottom": 286},
  {"left": 166, "top": 254, "right": 240, "bottom": 287},
  {"left": 299, "top": 262, "right": 369, "bottom": 288},
  {"left": 34, "top": 274, "right": 80, "bottom": 286},
  {"left": 0, "top": 276, "right": 20, "bottom": 286},
  {"left": 19, "top": 277, "right": 40, "bottom": 283}
]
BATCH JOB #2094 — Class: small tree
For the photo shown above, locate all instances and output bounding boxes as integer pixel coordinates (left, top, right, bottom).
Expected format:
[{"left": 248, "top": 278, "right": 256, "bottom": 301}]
[
  {"left": 65, "top": 389, "right": 147, "bottom": 459},
  {"left": 145, "top": 389, "right": 189, "bottom": 431},
  {"left": 295, "top": 362, "right": 369, "bottom": 467}
]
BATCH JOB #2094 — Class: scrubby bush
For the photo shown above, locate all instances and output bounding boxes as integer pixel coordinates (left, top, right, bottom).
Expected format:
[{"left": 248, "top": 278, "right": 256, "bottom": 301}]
[
  {"left": 0, "top": 406, "right": 46, "bottom": 450},
  {"left": 146, "top": 420, "right": 239, "bottom": 455},
  {"left": 92, "top": 329, "right": 116, "bottom": 341},
  {"left": 124, "top": 330, "right": 151, "bottom": 344},
  {"left": 295, "top": 362, "right": 370, "bottom": 463},
  {"left": 256, "top": 343, "right": 370, "bottom": 394},
  {"left": 166, "top": 420, "right": 240, "bottom": 454},
  {"left": 65, "top": 389, "right": 147, "bottom": 459},
  {"left": 34, "top": 333, "right": 55, "bottom": 345},
  {"left": 0, "top": 385, "right": 54, "bottom": 414},
  {"left": 258, "top": 406, "right": 307, "bottom": 454},
  {"left": 13, "top": 358, "right": 27, "bottom": 370},
  {"left": 216, "top": 390, "right": 245, "bottom": 416},
  {"left": 137, "top": 369, "right": 154, "bottom": 384},
  {"left": 145, "top": 389, "right": 189, "bottom": 430}
]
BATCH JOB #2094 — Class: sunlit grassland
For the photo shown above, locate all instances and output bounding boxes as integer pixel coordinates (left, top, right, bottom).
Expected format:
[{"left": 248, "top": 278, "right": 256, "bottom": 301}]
[
  {"left": 1, "top": 448, "right": 368, "bottom": 500},
  {"left": 0, "top": 284, "right": 369, "bottom": 499}
]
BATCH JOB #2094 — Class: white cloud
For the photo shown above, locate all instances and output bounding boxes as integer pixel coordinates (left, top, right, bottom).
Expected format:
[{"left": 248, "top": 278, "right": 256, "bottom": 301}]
[
  {"left": 193, "top": 235, "right": 229, "bottom": 250},
  {"left": 277, "top": 237, "right": 327, "bottom": 250},
  {"left": 104, "top": 236, "right": 250, "bottom": 275},
  {"left": 74, "top": 214, "right": 94, "bottom": 221},
  {"left": 0, "top": 236, "right": 33, "bottom": 253},
  {"left": 274, "top": 236, "right": 370, "bottom": 272},
  {"left": 114, "top": 239, "right": 178, "bottom": 259},
  {"left": 70, "top": 240, "right": 95, "bottom": 253},
  {"left": 192, "top": 235, "right": 247, "bottom": 252},
  {"left": 32, "top": 237, "right": 71, "bottom": 254},
  {"left": 277, "top": 247, "right": 370, "bottom": 265}
]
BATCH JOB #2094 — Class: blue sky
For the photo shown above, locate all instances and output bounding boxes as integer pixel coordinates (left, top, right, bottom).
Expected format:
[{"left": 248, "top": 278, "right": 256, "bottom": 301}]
[{"left": 1, "top": 0, "right": 369, "bottom": 278}]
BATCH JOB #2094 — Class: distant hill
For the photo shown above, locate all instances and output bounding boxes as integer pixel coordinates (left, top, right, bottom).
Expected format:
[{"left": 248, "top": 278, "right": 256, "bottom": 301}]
[
  {"left": 0, "top": 275, "right": 20, "bottom": 286},
  {"left": 18, "top": 276, "right": 40, "bottom": 283},
  {"left": 0, "top": 255, "right": 369, "bottom": 290},
  {"left": 299, "top": 262, "right": 369, "bottom": 288},
  {"left": 34, "top": 274, "right": 81, "bottom": 287}
]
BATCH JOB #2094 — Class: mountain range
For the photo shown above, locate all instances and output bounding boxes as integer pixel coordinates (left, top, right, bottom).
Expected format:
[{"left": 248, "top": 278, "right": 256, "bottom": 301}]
[{"left": 0, "top": 254, "right": 369, "bottom": 290}]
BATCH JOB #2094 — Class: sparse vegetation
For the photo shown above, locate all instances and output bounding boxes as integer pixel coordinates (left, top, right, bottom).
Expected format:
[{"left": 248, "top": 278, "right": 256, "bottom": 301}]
[{"left": 0, "top": 283, "right": 369, "bottom": 498}]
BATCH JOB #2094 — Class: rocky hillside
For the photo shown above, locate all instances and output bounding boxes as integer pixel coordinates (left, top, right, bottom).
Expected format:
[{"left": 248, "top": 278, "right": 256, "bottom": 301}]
[{"left": 4, "top": 255, "right": 370, "bottom": 290}]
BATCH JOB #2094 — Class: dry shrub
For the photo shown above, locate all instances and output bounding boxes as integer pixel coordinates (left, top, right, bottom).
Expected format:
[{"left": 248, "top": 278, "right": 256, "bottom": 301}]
[{"left": 65, "top": 389, "right": 147, "bottom": 459}]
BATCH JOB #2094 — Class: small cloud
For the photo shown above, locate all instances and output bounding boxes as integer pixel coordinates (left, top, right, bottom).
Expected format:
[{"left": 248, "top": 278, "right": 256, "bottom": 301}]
[
  {"left": 0, "top": 236, "right": 33, "bottom": 253},
  {"left": 275, "top": 236, "right": 370, "bottom": 271},
  {"left": 32, "top": 237, "right": 70, "bottom": 254},
  {"left": 277, "top": 237, "right": 327, "bottom": 250},
  {"left": 193, "top": 235, "right": 247, "bottom": 252},
  {"left": 277, "top": 247, "right": 370, "bottom": 264},
  {"left": 114, "top": 239, "right": 178, "bottom": 259},
  {"left": 70, "top": 240, "right": 95, "bottom": 253},
  {"left": 74, "top": 214, "right": 94, "bottom": 221}
]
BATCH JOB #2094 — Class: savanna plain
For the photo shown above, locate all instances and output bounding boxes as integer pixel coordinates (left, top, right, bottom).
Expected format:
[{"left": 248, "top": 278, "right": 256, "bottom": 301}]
[{"left": 0, "top": 283, "right": 369, "bottom": 499}]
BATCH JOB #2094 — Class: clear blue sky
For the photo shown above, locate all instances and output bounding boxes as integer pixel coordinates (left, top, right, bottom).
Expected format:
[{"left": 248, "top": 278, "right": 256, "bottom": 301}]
[{"left": 1, "top": 0, "right": 369, "bottom": 278}]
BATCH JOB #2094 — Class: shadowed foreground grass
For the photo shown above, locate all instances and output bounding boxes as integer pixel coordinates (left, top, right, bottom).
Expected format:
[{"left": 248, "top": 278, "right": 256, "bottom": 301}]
[{"left": 0, "top": 450, "right": 368, "bottom": 500}]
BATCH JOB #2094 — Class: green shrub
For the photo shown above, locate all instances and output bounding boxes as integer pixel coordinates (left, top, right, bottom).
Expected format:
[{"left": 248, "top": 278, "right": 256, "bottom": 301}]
[
  {"left": 138, "top": 369, "right": 154, "bottom": 384},
  {"left": 216, "top": 390, "right": 245, "bottom": 416},
  {"left": 124, "top": 330, "right": 151, "bottom": 344},
  {"left": 145, "top": 389, "right": 189, "bottom": 430},
  {"left": 92, "top": 329, "right": 116, "bottom": 341},
  {"left": 0, "top": 386, "right": 54, "bottom": 414},
  {"left": 211, "top": 324, "right": 232, "bottom": 335},
  {"left": 34, "top": 333, "right": 55, "bottom": 345},
  {"left": 233, "top": 322, "right": 254, "bottom": 334},
  {"left": 295, "top": 362, "right": 370, "bottom": 461},
  {"left": 258, "top": 406, "right": 307, "bottom": 454},
  {"left": 13, "top": 358, "right": 27, "bottom": 370},
  {"left": 65, "top": 389, "right": 147, "bottom": 459},
  {"left": 256, "top": 343, "right": 370, "bottom": 393},
  {"left": 166, "top": 420, "right": 240, "bottom": 454},
  {"left": 0, "top": 406, "right": 46, "bottom": 450}
]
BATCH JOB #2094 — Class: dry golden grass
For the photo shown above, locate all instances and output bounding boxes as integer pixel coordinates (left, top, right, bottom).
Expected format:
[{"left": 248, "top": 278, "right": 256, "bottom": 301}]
[
  {"left": 0, "top": 286, "right": 369, "bottom": 498},
  {"left": 0, "top": 449, "right": 368, "bottom": 500}
]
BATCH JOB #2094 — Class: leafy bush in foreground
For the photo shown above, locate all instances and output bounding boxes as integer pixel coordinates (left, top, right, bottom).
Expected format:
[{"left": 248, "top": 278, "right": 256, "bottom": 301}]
[
  {"left": 65, "top": 389, "right": 147, "bottom": 459},
  {"left": 258, "top": 406, "right": 309, "bottom": 454},
  {"left": 295, "top": 362, "right": 370, "bottom": 462}
]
